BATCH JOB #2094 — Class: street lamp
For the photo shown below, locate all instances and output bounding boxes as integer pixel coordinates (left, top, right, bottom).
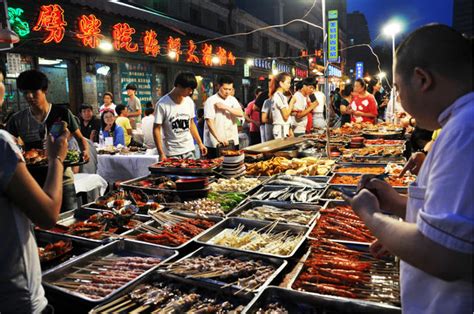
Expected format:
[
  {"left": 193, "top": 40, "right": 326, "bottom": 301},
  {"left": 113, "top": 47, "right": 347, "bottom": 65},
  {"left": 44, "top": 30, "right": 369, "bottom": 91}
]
[{"left": 383, "top": 21, "right": 402, "bottom": 122}]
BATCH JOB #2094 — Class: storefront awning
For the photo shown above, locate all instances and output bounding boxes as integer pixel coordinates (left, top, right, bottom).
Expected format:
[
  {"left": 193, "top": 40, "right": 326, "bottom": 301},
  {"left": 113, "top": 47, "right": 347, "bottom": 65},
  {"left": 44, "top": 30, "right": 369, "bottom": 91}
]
[{"left": 70, "top": 0, "right": 241, "bottom": 46}]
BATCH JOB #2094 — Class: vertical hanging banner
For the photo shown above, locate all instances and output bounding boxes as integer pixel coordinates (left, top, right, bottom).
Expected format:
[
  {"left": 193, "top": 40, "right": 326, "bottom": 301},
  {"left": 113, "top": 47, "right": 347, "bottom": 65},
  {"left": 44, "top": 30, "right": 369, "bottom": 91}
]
[
  {"left": 356, "top": 62, "right": 364, "bottom": 79},
  {"left": 328, "top": 10, "right": 338, "bottom": 62}
]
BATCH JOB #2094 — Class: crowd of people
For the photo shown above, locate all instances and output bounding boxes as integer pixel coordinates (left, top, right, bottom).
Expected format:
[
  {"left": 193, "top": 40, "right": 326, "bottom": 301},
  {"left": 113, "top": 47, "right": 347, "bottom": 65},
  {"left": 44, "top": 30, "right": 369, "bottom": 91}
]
[{"left": 0, "top": 24, "right": 472, "bottom": 313}]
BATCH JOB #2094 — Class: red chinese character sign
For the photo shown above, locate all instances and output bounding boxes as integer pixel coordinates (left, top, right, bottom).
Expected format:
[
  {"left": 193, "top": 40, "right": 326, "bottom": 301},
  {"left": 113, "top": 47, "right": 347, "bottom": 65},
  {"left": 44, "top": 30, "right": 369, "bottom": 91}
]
[
  {"left": 201, "top": 43, "right": 213, "bottom": 66},
  {"left": 216, "top": 47, "right": 227, "bottom": 65},
  {"left": 112, "top": 23, "right": 138, "bottom": 52},
  {"left": 186, "top": 40, "right": 199, "bottom": 63},
  {"left": 167, "top": 36, "right": 182, "bottom": 61},
  {"left": 77, "top": 14, "right": 104, "bottom": 48},
  {"left": 33, "top": 4, "right": 67, "bottom": 44},
  {"left": 143, "top": 30, "right": 160, "bottom": 57},
  {"left": 227, "top": 51, "right": 236, "bottom": 66}
]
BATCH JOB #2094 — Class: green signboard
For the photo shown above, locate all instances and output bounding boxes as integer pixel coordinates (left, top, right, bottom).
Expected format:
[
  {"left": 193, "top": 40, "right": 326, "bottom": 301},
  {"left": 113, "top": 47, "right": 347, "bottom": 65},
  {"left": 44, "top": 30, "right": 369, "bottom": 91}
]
[
  {"left": 328, "top": 11, "right": 339, "bottom": 62},
  {"left": 120, "top": 63, "right": 153, "bottom": 105},
  {"left": 328, "top": 10, "right": 338, "bottom": 19}
]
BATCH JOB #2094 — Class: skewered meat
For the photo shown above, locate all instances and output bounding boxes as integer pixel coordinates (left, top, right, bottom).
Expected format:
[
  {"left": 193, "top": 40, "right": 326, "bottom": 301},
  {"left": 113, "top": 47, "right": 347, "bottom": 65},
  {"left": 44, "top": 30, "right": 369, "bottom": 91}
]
[{"left": 38, "top": 240, "right": 73, "bottom": 263}]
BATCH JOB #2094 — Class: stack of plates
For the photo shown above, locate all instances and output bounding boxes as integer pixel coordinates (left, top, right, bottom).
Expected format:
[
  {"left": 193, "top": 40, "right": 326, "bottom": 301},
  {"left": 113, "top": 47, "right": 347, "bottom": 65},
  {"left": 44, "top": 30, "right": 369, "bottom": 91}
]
[{"left": 222, "top": 153, "right": 246, "bottom": 177}]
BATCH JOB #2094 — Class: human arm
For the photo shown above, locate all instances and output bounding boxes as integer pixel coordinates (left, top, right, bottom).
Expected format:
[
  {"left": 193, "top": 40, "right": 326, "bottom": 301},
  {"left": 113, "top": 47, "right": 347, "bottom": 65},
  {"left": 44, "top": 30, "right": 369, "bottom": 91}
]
[
  {"left": 344, "top": 189, "right": 472, "bottom": 282},
  {"left": 399, "top": 152, "right": 426, "bottom": 176},
  {"left": 128, "top": 108, "right": 142, "bottom": 118},
  {"left": 190, "top": 119, "right": 207, "bottom": 156},
  {"left": 152, "top": 124, "right": 166, "bottom": 160},
  {"left": 124, "top": 118, "right": 133, "bottom": 136},
  {"left": 5, "top": 129, "right": 69, "bottom": 229},
  {"left": 296, "top": 101, "right": 317, "bottom": 119},
  {"left": 205, "top": 118, "right": 228, "bottom": 146},
  {"left": 72, "top": 129, "right": 90, "bottom": 162},
  {"left": 215, "top": 102, "right": 244, "bottom": 117}
]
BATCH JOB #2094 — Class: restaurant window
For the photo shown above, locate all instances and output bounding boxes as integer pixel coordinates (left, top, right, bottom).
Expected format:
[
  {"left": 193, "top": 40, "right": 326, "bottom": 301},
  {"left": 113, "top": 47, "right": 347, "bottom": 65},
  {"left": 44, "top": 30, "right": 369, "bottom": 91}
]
[
  {"left": 38, "top": 57, "right": 70, "bottom": 106},
  {"left": 95, "top": 63, "right": 113, "bottom": 106}
]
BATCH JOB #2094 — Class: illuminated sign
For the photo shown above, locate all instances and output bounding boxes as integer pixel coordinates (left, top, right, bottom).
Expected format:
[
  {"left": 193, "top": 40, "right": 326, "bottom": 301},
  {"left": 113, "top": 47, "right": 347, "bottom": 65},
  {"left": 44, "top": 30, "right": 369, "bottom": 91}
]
[
  {"left": 327, "top": 64, "right": 341, "bottom": 77},
  {"left": 167, "top": 36, "right": 182, "bottom": 61},
  {"left": 201, "top": 43, "right": 213, "bottom": 66},
  {"left": 328, "top": 10, "right": 338, "bottom": 19},
  {"left": 112, "top": 23, "right": 138, "bottom": 52},
  {"left": 77, "top": 14, "right": 104, "bottom": 48},
  {"left": 33, "top": 4, "right": 67, "bottom": 43},
  {"left": 356, "top": 62, "right": 364, "bottom": 79},
  {"left": 8, "top": 7, "right": 30, "bottom": 37},
  {"left": 328, "top": 10, "right": 338, "bottom": 62},
  {"left": 186, "top": 40, "right": 199, "bottom": 63},
  {"left": 143, "top": 30, "right": 160, "bottom": 57},
  {"left": 227, "top": 51, "right": 236, "bottom": 66}
]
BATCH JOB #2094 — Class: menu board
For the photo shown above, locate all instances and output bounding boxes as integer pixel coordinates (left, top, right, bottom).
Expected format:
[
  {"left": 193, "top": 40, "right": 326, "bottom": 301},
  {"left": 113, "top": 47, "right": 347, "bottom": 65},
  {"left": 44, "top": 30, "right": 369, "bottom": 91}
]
[{"left": 120, "top": 63, "right": 153, "bottom": 105}]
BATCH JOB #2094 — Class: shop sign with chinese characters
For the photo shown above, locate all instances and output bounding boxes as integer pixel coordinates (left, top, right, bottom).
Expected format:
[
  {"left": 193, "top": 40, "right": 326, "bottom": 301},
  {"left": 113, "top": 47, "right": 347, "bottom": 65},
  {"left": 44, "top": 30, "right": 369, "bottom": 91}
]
[{"left": 11, "top": 3, "right": 236, "bottom": 66}]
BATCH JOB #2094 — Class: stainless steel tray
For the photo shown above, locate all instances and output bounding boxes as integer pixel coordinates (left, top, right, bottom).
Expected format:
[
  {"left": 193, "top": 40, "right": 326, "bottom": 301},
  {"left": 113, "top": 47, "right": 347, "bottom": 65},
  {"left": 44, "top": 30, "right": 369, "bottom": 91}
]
[
  {"left": 227, "top": 200, "right": 321, "bottom": 227},
  {"left": 250, "top": 185, "right": 323, "bottom": 203},
  {"left": 339, "top": 156, "right": 406, "bottom": 164},
  {"left": 332, "top": 164, "right": 387, "bottom": 174},
  {"left": 264, "top": 175, "right": 328, "bottom": 188},
  {"left": 244, "top": 286, "right": 400, "bottom": 313},
  {"left": 35, "top": 231, "right": 102, "bottom": 273},
  {"left": 209, "top": 176, "right": 271, "bottom": 195},
  {"left": 42, "top": 239, "right": 178, "bottom": 303},
  {"left": 164, "top": 246, "right": 287, "bottom": 294},
  {"left": 122, "top": 213, "right": 222, "bottom": 250},
  {"left": 38, "top": 208, "right": 151, "bottom": 244},
  {"left": 285, "top": 243, "right": 401, "bottom": 310},
  {"left": 196, "top": 217, "right": 309, "bottom": 259},
  {"left": 327, "top": 173, "right": 361, "bottom": 188},
  {"left": 89, "top": 271, "right": 251, "bottom": 313}
]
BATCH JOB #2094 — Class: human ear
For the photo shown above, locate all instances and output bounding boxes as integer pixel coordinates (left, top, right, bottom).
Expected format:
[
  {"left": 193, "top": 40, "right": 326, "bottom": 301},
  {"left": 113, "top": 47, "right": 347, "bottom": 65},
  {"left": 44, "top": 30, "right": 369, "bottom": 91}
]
[{"left": 413, "top": 67, "right": 433, "bottom": 92}]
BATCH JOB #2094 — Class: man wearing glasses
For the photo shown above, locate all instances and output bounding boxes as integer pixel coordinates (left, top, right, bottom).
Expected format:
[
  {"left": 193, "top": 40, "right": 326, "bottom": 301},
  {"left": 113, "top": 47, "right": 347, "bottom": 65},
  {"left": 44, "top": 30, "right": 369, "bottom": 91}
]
[{"left": 153, "top": 71, "right": 207, "bottom": 160}]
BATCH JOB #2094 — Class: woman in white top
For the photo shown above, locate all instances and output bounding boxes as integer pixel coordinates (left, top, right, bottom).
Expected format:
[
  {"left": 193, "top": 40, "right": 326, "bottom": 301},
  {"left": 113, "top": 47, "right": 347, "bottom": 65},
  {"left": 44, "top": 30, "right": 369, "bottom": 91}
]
[
  {"left": 269, "top": 72, "right": 293, "bottom": 139},
  {"left": 312, "top": 90, "right": 327, "bottom": 129}
]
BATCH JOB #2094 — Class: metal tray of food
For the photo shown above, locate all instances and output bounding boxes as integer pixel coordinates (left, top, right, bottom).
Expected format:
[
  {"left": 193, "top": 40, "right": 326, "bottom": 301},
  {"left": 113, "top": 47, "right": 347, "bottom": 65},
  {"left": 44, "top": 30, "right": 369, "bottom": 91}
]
[
  {"left": 250, "top": 185, "right": 322, "bottom": 203},
  {"left": 42, "top": 239, "right": 178, "bottom": 303},
  {"left": 328, "top": 173, "right": 362, "bottom": 187},
  {"left": 244, "top": 286, "right": 400, "bottom": 313},
  {"left": 339, "top": 156, "right": 407, "bottom": 165},
  {"left": 362, "top": 131, "right": 405, "bottom": 140},
  {"left": 285, "top": 242, "right": 401, "bottom": 311},
  {"left": 364, "top": 139, "right": 406, "bottom": 146},
  {"left": 332, "top": 164, "right": 387, "bottom": 175},
  {"left": 320, "top": 185, "right": 407, "bottom": 202},
  {"left": 26, "top": 150, "right": 86, "bottom": 169},
  {"left": 148, "top": 158, "right": 222, "bottom": 175},
  {"left": 38, "top": 208, "right": 150, "bottom": 244},
  {"left": 196, "top": 217, "right": 310, "bottom": 259},
  {"left": 89, "top": 271, "right": 251, "bottom": 313},
  {"left": 35, "top": 231, "right": 102, "bottom": 273},
  {"left": 122, "top": 213, "right": 222, "bottom": 250},
  {"left": 209, "top": 176, "right": 270, "bottom": 195},
  {"left": 163, "top": 245, "right": 287, "bottom": 294},
  {"left": 264, "top": 175, "right": 328, "bottom": 188},
  {"left": 227, "top": 200, "right": 321, "bottom": 227}
]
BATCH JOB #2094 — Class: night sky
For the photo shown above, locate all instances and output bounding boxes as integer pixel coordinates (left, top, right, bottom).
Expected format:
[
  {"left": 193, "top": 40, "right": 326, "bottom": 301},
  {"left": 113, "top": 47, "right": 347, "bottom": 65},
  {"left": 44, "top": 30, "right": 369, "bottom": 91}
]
[{"left": 347, "top": 0, "right": 454, "bottom": 43}]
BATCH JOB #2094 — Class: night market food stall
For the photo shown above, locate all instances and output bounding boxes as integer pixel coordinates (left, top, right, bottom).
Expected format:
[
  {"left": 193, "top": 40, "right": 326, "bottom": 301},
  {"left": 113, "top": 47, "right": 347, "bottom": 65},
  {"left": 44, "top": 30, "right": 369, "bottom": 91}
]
[{"left": 33, "top": 122, "right": 407, "bottom": 313}]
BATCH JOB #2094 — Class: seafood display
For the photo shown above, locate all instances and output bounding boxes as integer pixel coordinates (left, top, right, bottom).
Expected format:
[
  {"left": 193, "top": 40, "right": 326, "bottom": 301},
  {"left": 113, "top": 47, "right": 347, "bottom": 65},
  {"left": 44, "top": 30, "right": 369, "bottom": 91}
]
[
  {"left": 38, "top": 240, "right": 73, "bottom": 263},
  {"left": 207, "top": 221, "right": 305, "bottom": 257},
  {"left": 340, "top": 146, "right": 403, "bottom": 157},
  {"left": 246, "top": 157, "right": 334, "bottom": 176},
  {"left": 236, "top": 204, "right": 318, "bottom": 226},
  {"left": 47, "top": 256, "right": 162, "bottom": 300},
  {"left": 128, "top": 213, "right": 216, "bottom": 247},
  {"left": 173, "top": 198, "right": 226, "bottom": 216},
  {"left": 321, "top": 187, "right": 347, "bottom": 200},
  {"left": 310, "top": 204, "right": 375, "bottom": 243},
  {"left": 167, "top": 254, "right": 277, "bottom": 292},
  {"left": 210, "top": 177, "right": 261, "bottom": 193},
  {"left": 91, "top": 278, "right": 246, "bottom": 313},
  {"left": 252, "top": 186, "right": 321, "bottom": 203},
  {"left": 292, "top": 238, "right": 400, "bottom": 306},
  {"left": 47, "top": 211, "right": 143, "bottom": 240},
  {"left": 266, "top": 175, "right": 327, "bottom": 188},
  {"left": 333, "top": 166, "right": 386, "bottom": 174},
  {"left": 255, "top": 303, "right": 289, "bottom": 314}
]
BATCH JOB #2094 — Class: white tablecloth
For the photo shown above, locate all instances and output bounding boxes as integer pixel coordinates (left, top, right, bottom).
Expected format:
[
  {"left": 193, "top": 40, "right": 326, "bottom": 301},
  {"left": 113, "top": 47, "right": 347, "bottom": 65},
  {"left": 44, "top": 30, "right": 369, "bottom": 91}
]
[
  {"left": 74, "top": 173, "right": 108, "bottom": 194},
  {"left": 97, "top": 154, "right": 159, "bottom": 183}
]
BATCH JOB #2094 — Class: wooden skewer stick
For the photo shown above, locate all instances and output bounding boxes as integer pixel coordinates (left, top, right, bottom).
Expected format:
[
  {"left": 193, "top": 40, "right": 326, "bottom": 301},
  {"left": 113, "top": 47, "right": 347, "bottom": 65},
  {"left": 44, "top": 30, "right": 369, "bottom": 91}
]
[{"left": 92, "top": 295, "right": 129, "bottom": 313}]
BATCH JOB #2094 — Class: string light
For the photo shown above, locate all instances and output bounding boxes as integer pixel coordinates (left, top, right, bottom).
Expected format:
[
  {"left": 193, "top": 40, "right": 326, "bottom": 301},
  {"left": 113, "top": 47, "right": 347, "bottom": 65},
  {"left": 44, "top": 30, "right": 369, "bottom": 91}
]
[
  {"left": 168, "top": 50, "right": 177, "bottom": 59},
  {"left": 211, "top": 55, "right": 220, "bottom": 65}
]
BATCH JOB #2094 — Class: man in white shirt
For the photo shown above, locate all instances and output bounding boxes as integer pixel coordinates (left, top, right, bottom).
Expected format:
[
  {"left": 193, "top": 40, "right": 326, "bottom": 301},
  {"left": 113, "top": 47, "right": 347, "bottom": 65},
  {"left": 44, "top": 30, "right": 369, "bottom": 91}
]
[
  {"left": 141, "top": 106, "right": 155, "bottom": 149},
  {"left": 204, "top": 76, "right": 243, "bottom": 158},
  {"left": 312, "top": 90, "right": 327, "bottom": 129},
  {"left": 290, "top": 78, "right": 318, "bottom": 137},
  {"left": 153, "top": 72, "right": 207, "bottom": 160}
]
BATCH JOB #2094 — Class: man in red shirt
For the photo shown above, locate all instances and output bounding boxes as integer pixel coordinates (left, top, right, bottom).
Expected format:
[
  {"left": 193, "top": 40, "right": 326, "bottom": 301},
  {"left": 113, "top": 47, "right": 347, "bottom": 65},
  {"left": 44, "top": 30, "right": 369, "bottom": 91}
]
[{"left": 244, "top": 87, "right": 263, "bottom": 145}]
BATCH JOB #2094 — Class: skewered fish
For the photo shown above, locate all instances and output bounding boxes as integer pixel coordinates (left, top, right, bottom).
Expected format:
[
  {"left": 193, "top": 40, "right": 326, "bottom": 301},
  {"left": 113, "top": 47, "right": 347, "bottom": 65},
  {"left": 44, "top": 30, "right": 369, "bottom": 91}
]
[{"left": 238, "top": 205, "right": 317, "bottom": 225}]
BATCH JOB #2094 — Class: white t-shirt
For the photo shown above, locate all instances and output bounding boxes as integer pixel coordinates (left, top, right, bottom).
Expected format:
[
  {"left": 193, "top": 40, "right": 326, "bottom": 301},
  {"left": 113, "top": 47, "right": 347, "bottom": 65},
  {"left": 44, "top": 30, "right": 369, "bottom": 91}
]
[
  {"left": 99, "top": 103, "right": 117, "bottom": 116},
  {"left": 292, "top": 91, "right": 308, "bottom": 134},
  {"left": 141, "top": 115, "right": 155, "bottom": 148},
  {"left": 203, "top": 94, "right": 241, "bottom": 148},
  {"left": 154, "top": 94, "right": 196, "bottom": 156},
  {"left": 312, "top": 91, "right": 327, "bottom": 128},
  {"left": 271, "top": 91, "right": 290, "bottom": 126},
  {"left": 261, "top": 98, "right": 273, "bottom": 122}
]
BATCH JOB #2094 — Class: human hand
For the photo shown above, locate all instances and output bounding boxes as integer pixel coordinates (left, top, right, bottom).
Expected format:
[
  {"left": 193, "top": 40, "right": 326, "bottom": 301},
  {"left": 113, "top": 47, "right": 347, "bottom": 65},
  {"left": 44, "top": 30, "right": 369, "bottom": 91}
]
[
  {"left": 215, "top": 103, "right": 228, "bottom": 111},
  {"left": 82, "top": 146, "right": 90, "bottom": 162},
  {"left": 357, "top": 175, "right": 402, "bottom": 214},
  {"left": 47, "top": 126, "right": 70, "bottom": 163},
  {"left": 400, "top": 152, "right": 425, "bottom": 176},
  {"left": 342, "top": 188, "right": 380, "bottom": 220},
  {"left": 159, "top": 153, "right": 167, "bottom": 161},
  {"left": 370, "top": 239, "right": 390, "bottom": 259},
  {"left": 199, "top": 144, "right": 208, "bottom": 156}
]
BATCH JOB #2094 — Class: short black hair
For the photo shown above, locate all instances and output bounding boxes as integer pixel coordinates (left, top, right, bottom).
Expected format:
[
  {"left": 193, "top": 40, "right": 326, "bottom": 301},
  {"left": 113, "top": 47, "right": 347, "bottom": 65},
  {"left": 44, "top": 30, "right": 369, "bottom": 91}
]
[
  {"left": 145, "top": 101, "right": 153, "bottom": 108},
  {"left": 80, "top": 104, "right": 93, "bottom": 111},
  {"left": 17, "top": 70, "right": 48, "bottom": 91},
  {"left": 144, "top": 107, "right": 154, "bottom": 116},
  {"left": 295, "top": 81, "right": 304, "bottom": 91},
  {"left": 354, "top": 78, "right": 367, "bottom": 91},
  {"left": 254, "top": 87, "right": 263, "bottom": 96},
  {"left": 335, "top": 88, "right": 340, "bottom": 92},
  {"left": 197, "top": 108, "right": 204, "bottom": 117},
  {"left": 126, "top": 83, "right": 137, "bottom": 91},
  {"left": 174, "top": 71, "right": 197, "bottom": 89},
  {"left": 342, "top": 84, "right": 353, "bottom": 97},
  {"left": 302, "top": 77, "right": 317, "bottom": 87},
  {"left": 255, "top": 89, "right": 269, "bottom": 108},
  {"left": 115, "top": 104, "right": 127, "bottom": 116},
  {"left": 218, "top": 75, "right": 234, "bottom": 86},
  {"left": 396, "top": 24, "right": 472, "bottom": 83}
]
